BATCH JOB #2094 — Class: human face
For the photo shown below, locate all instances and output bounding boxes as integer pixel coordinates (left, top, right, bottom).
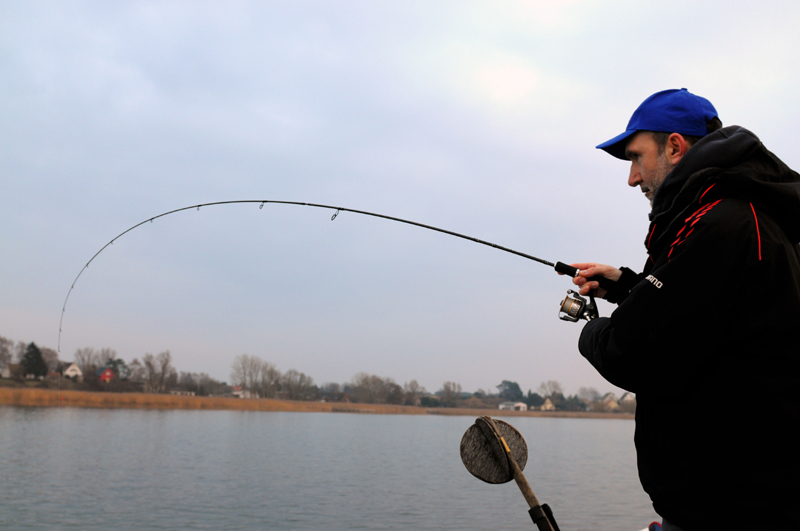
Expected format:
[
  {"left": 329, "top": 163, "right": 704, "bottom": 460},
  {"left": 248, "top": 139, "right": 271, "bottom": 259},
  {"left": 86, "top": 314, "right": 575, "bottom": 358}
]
[{"left": 625, "top": 132, "right": 674, "bottom": 207}]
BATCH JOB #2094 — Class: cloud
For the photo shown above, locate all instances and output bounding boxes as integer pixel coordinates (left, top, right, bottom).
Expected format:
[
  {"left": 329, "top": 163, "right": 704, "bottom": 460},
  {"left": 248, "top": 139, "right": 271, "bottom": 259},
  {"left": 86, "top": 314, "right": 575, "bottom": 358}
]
[{"left": 4, "top": 0, "right": 800, "bottom": 396}]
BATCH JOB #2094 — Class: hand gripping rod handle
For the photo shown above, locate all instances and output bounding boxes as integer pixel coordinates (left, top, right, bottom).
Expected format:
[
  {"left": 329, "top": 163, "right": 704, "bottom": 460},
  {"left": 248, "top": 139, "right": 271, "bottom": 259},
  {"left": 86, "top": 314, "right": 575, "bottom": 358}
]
[{"left": 554, "top": 261, "right": 614, "bottom": 291}]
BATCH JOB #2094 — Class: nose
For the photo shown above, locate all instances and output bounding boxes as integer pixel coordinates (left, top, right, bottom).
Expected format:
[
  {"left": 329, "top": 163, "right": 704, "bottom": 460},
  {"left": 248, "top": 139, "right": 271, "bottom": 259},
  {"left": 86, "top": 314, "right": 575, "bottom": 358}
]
[{"left": 628, "top": 163, "right": 642, "bottom": 187}]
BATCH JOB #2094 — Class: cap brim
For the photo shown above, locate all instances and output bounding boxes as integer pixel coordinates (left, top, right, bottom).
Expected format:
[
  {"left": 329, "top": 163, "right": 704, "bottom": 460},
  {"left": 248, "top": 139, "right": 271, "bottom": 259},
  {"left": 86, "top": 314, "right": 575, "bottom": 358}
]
[{"left": 596, "top": 129, "right": 636, "bottom": 160}]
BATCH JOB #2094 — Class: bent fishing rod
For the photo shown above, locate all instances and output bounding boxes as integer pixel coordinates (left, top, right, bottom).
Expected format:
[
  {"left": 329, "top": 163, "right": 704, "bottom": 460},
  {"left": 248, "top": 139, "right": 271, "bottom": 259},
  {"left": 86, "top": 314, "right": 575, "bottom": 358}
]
[{"left": 58, "top": 199, "right": 605, "bottom": 352}]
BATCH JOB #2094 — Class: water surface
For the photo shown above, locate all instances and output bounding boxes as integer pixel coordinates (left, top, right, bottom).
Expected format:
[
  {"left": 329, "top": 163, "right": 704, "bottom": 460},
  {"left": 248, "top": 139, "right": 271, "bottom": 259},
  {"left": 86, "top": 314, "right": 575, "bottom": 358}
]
[{"left": 0, "top": 407, "right": 658, "bottom": 530}]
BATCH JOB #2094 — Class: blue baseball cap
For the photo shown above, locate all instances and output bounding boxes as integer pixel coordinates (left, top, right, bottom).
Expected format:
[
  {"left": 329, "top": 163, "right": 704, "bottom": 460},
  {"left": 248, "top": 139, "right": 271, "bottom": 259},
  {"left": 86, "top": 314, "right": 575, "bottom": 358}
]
[{"left": 597, "top": 88, "right": 719, "bottom": 160}]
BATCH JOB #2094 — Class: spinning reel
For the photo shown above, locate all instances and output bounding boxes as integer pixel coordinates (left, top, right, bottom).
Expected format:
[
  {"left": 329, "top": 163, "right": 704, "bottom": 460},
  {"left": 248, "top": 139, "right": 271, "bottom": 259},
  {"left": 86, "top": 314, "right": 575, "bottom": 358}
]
[{"left": 558, "top": 290, "right": 599, "bottom": 322}]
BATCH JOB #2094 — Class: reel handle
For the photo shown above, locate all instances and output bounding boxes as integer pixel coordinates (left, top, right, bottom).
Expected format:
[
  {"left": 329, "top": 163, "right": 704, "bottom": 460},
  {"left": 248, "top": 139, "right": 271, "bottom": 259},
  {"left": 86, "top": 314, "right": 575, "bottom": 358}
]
[{"left": 554, "top": 262, "right": 615, "bottom": 291}]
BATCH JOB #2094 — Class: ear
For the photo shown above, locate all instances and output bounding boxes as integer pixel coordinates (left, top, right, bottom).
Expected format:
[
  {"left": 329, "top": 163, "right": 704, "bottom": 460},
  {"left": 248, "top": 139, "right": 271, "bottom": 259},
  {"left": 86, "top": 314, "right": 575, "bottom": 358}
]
[{"left": 665, "top": 133, "right": 688, "bottom": 164}]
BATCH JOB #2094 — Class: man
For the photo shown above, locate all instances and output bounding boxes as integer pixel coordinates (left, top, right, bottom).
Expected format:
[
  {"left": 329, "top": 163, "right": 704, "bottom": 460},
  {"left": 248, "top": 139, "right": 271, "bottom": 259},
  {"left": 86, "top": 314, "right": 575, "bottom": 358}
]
[{"left": 572, "top": 89, "right": 800, "bottom": 530}]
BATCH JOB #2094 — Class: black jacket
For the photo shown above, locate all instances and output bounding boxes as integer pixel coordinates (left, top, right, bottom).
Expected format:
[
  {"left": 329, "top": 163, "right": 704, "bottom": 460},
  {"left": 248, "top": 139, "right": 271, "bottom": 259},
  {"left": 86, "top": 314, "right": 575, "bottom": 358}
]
[{"left": 579, "top": 126, "right": 800, "bottom": 529}]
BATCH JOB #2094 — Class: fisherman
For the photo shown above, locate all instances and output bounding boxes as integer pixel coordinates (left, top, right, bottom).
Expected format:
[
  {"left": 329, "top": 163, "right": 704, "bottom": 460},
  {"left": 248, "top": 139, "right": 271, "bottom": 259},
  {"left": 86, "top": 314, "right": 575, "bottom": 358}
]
[{"left": 571, "top": 89, "right": 800, "bottom": 530}]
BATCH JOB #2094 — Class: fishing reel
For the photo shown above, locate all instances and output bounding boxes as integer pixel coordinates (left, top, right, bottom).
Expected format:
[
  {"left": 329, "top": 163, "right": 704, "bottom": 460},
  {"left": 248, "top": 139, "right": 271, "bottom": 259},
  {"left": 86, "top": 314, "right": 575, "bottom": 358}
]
[{"left": 559, "top": 290, "right": 598, "bottom": 322}]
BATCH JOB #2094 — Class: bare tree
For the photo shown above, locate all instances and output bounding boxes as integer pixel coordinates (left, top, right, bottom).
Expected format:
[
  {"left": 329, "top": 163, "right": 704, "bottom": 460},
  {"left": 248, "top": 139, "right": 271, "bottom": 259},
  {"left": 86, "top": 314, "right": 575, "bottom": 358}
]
[
  {"left": 577, "top": 386, "right": 601, "bottom": 402},
  {"left": 230, "top": 355, "right": 246, "bottom": 388},
  {"left": 142, "top": 354, "right": 158, "bottom": 392},
  {"left": 259, "top": 361, "right": 281, "bottom": 398},
  {"left": 349, "top": 372, "right": 371, "bottom": 402},
  {"left": 14, "top": 341, "right": 27, "bottom": 363},
  {"left": 230, "top": 354, "right": 264, "bottom": 394},
  {"left": 538, "top": 380, "right": 564, "bottom": 398},
  {"left": 350, "top": 372, "right": 392, "bottom": 403},
  {"left": 386, "top": 381, "right": 404, "bottom": 405},
  {"left": 98, "top": 348, "right": 118, "bottom": 366},
  {"left": 178, "top": 372, "right": 200, "bottom": 393},
  {"left": 74, "top": 347, "right": 97, "bottom": 375},
  {"left": 164, "top": 367, "right": 178, "bottom": 390},
  {"left": 282, "top": 369, "right": 314, "bottom": 400},
  {"left": 403, "top": 379, "right": 426, "bottom": 406},
  {"left": 0, "top": 335, "right": 12, "bottom": 371},
  {"left": 195, "top": 373, "right": 225, "bottom": 396},
  {"left": 40, "top": 347, "right": 59, "bottom": 373},
  {"left": 176, "top": 371, "right": 223, "bottom": 396},
  {"left": 322, "top": 382, "right": 341, "bottom": 393},
  {"left": 319, "top": 382, "right": 344, "bottom": 401},
  {"left": 142, "top": 351, "right": 174, "bottom": 393},
  {"left": 128, "top": 358, "right": 145, "bottom": 382},
  {"left": 158, "top": 351, "right": 175, "bottom": 391},
  {"left": 440, "top": 381, "right": 462, "bottom": 407}
]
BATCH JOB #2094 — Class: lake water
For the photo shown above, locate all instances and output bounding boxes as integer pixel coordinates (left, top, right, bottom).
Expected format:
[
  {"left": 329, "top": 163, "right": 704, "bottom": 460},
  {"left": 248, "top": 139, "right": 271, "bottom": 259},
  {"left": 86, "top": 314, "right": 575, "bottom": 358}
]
[{"left": 0, "top": 407, "right": 658, "bottom": 530}]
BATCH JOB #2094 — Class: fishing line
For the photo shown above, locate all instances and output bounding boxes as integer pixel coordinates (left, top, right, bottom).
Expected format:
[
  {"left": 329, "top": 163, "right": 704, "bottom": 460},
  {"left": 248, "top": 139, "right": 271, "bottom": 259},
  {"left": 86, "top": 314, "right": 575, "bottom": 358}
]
[{"left": 58, "top": 199, "right": 588, "bottom": 352}]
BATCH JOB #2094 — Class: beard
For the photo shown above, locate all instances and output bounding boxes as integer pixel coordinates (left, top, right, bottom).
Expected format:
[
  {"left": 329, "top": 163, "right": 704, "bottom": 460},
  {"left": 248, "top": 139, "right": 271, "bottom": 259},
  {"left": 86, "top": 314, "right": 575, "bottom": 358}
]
[{"left": 646, "top": 152, "right": 675, "bottom": 207}]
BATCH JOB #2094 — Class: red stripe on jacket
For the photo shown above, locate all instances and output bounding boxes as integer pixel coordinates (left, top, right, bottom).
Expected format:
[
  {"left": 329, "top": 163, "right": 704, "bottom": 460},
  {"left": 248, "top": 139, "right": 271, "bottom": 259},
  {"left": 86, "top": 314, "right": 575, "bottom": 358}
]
[{"left": 750, "top": 203, "right": 762, "bottom": 261}]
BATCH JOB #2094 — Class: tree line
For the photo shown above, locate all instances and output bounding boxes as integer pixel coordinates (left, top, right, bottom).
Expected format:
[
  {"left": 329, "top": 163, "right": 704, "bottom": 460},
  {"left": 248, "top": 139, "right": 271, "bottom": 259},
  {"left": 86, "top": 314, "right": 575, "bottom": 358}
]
[
  {"left": 228, "top": 353, "right": 434, "bottom": 405},
  {"left": 2, "top": 333, "right": 628, "bottom": 412},
  {"left": 0, "top": 336, "right": 59, "bottom": 378},
  {"left": 493, "top": 379, "right": 634, "bottom": 413},
  {"left": 226, "top": 354, "right": 611, "bottom": 411},
  {"left": 0, "top": 334, "right": 229, "bottom": 396}
]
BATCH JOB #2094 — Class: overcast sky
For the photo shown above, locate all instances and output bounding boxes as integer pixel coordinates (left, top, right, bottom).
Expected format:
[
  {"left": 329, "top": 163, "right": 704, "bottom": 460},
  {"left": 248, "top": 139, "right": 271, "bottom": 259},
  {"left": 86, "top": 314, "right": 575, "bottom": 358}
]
[{"left": 3, "top": 1, "right": 800, "bottom": 396}]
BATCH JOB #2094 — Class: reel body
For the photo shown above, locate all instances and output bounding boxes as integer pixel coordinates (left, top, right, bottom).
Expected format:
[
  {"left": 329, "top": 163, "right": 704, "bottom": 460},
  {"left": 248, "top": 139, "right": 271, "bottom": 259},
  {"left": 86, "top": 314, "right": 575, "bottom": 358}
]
[{"left": 559, "top": 290, "right": 599, "bottom": 322}]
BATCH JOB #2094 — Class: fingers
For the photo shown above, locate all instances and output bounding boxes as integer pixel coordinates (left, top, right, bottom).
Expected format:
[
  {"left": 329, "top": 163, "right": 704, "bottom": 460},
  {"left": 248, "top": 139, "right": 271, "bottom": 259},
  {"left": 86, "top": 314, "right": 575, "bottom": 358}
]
[
  {"left": 568, "top": 262, "right": 597, "bottom": 271},
  {"left": 580, "top": 282, "right": 607, "bottom": 297},
  {"left": 571, "top": 263, "right": 608, "bottom": 278},
  {"left": 573, "top": 276, "right": 605, "bottom": 296},
  {"left": 570, "top": 263, "right": 623, "bottom": 281},
  {"left": 569, "top": 263, "right": 603, "bottom": 288},
  {"left": 568, "top": 262, "right": 621, "bottom": 298}
]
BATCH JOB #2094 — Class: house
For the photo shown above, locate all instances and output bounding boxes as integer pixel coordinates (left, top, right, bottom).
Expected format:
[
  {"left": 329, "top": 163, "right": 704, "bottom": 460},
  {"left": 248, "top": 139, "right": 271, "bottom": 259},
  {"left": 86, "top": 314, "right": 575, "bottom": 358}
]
[
  {"left": 231, "top": 386, "right": 257, "bottom": 399},
  {"left": 601, "top": 392, "right": 620, "bottom": 412},
  {"left": 62, "top": 363, "right": 83, "bottom": 382},
  {"left": 498, "top": 401, "right": 528, "bottom": 411},
  {"left": 97, "top": 367, "right": 114, "bottom": 383},
  {"left": 619, "top": 392, "right": 636, "bottom": 403},
  {"left": 0, "top": 363, "right": 13, "bottom": 379},
  {"left": 169, "top": 390, "right": 196, "bottom": 397},
  {"left": 540, "top": 398, "right": 555, "bottom": 411}
]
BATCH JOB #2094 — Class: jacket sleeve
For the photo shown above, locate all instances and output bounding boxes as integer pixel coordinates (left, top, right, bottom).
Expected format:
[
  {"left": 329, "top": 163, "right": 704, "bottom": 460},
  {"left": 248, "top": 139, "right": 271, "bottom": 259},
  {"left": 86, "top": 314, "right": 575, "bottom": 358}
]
[
  {"left": 603, "top": 267, "right": 643, "bottom": 304},
  {"left": 578, "top": 200, "right": 763, "bottom": 394}
]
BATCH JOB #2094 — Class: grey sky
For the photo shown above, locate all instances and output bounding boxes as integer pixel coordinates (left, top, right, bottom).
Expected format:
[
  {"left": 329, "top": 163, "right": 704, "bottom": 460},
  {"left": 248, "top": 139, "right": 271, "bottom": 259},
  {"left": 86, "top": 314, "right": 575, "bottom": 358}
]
[{"left": 3, "top": 1, "right": 800, "bottom": 396}]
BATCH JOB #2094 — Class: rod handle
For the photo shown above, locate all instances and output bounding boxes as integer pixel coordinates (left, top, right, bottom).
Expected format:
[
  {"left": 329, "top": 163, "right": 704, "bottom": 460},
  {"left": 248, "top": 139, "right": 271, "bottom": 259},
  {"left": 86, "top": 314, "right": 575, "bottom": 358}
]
[{"left": 554, "top": 261, "right": 614, "bottom": 291}]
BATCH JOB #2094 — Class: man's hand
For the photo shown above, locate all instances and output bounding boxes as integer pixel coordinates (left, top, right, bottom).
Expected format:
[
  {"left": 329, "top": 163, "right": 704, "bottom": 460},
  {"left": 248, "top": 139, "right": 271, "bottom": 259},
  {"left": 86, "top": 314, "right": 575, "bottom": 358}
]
[{"left": 569, "top": 263, "right": 623, "bottom": 298}]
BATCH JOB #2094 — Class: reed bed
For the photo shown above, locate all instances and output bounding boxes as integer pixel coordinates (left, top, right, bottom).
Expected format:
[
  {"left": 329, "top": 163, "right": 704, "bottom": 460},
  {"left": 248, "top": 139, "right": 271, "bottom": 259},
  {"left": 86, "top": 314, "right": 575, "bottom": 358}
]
[
  {"left": 0, "top": 388, "right": 632, "bottom": 418},
  {"left": 0, "top": 388, "right": 427, "bottom": 414}
]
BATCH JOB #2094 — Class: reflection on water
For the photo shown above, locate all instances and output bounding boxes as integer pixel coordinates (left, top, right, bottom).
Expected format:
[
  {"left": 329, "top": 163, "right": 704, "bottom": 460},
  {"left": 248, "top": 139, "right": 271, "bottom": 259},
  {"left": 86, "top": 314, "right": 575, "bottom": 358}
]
[{"left": 0, "top": 407, "right": 657, "bottom": 530}]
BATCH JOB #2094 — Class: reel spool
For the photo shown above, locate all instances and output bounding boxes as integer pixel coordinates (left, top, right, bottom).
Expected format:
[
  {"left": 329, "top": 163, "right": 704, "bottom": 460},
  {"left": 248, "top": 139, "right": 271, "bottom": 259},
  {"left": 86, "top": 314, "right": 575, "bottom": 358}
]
[{"left": 558, "top": 290, "right": 598, "bottom": 322}]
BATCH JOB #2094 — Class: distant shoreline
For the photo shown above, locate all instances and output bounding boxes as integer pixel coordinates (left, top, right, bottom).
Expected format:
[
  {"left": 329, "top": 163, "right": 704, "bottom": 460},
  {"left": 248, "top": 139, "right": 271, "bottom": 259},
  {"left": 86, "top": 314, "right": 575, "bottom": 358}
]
[{"left": 0, "top": 388, "right": 633, "bottom": 419}]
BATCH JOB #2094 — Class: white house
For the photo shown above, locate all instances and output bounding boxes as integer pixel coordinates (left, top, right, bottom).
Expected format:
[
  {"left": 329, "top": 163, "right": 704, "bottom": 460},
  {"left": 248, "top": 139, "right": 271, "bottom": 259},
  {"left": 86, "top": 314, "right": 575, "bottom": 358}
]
[
  {"left": 232, "top": 386, "right": 257, "bottom": 399},
  {"left": 498, "top": 401, "right": 528, "bottom": 411},
  {"left": 62, "top": 363, "right": 83, "bottom": 382}
]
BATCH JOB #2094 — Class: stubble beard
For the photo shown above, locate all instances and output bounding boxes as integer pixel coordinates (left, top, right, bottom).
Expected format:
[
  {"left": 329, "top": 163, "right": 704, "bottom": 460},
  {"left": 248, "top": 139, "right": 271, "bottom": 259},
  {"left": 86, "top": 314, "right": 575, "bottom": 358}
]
[{"left": 646, "top": 153, "right": 674, "bottom": 207}]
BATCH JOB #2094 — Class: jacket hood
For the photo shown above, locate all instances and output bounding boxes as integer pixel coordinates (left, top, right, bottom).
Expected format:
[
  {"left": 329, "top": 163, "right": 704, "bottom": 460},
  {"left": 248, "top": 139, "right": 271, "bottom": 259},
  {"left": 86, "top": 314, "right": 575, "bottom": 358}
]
[{"left": 649, "top": 126, "right": 800, "bottom": 242}]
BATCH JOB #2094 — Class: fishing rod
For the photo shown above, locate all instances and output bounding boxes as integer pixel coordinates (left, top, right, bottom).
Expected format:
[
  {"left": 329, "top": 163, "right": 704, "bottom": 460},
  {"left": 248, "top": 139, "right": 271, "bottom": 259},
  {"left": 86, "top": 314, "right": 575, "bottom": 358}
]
[{"left": 58, "top": 199, "right": 604, "bottom": 352}]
